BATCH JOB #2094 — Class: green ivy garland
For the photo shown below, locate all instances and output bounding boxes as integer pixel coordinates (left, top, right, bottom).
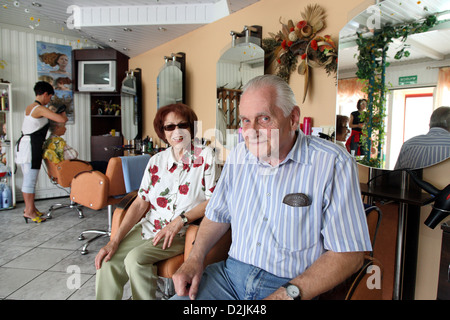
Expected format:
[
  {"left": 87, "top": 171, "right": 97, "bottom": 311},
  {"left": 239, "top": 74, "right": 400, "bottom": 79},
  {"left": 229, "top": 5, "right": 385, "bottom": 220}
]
[{"left": 355, "top": 14, "right": 439, "bottom": 168}]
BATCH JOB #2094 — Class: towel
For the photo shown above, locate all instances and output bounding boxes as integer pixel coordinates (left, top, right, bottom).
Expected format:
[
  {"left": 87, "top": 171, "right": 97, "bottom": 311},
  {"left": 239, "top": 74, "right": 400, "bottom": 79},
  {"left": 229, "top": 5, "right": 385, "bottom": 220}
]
[{"left": 120, "top": 154, "right": 151, "bottom": 193}]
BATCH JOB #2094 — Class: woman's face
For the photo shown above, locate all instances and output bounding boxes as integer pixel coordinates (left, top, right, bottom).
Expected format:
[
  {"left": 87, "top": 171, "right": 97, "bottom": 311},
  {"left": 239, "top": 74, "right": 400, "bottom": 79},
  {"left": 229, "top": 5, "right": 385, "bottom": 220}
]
[
  {"left": 359, "top": 100, "right": 367, "bottom": 111},
  {"left": 163, "top": 112, "right": 191, "bottom": 150},
  {"left": 57, "top": 55, "right": 69, "bottom": 68}
]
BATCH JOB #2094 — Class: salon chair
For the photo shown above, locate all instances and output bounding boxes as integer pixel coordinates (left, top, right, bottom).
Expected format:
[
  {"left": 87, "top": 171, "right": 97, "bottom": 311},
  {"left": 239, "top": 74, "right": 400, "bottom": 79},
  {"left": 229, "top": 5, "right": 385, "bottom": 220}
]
[
  {"left": 70, "top": 155, "right": 150, "bottom": 255},
  {"left": 44, "top": 159, "right": 93, "bottom": 219},
  {"left": 111, "top": 191, "right": 232, "bottom": 299}
]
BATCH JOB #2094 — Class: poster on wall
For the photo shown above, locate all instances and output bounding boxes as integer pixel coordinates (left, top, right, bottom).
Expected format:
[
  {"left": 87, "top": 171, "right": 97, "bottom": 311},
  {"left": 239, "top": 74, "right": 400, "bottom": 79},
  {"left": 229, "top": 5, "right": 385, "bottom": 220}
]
[{"left": 36, "top": 41, "right": 74, "bottom": 123}]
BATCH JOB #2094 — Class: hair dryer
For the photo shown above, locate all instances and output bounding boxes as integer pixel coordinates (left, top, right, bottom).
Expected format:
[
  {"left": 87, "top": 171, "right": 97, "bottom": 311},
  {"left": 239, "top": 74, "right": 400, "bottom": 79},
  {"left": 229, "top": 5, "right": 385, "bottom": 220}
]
[{"left": 406, "top": 169, "right": 450, "bottom": 229}]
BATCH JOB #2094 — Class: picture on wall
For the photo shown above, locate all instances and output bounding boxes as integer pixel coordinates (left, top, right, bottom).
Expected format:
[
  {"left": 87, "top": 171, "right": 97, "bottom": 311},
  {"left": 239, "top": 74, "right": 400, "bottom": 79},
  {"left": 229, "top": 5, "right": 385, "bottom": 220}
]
[{"left": 36, "top": 41, "right": 74, "bottom": 123}]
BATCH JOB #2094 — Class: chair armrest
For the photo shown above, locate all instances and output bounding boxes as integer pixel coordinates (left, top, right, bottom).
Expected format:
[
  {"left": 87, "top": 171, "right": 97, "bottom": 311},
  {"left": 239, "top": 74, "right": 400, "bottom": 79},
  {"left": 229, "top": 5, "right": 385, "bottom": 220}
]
[
  {"left": 184, "top": 225, "right": 232, "bottom": 267},
  {"left": 70, "top": 170, "right": 109, "bottom": 210},
  {"left": 111, "top": 191, "right": 138, "bottom": 238}
]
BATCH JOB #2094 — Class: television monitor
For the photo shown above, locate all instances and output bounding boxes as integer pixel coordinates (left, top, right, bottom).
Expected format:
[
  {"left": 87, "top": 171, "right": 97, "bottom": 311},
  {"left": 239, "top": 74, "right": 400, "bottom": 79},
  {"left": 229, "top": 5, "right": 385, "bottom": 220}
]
[{"left": 78, "top": 60, "right": 116, "bottom": 92}]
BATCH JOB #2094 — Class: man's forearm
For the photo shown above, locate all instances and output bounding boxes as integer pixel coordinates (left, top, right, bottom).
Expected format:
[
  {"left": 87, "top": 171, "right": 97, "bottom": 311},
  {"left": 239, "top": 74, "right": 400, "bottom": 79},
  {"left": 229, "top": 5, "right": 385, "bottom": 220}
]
[
  {"left": 267, "top": 251, "right": 364, "bottom": 300},
  {"left": 187, "top": 217, "right": 231, "bottom": 263}
]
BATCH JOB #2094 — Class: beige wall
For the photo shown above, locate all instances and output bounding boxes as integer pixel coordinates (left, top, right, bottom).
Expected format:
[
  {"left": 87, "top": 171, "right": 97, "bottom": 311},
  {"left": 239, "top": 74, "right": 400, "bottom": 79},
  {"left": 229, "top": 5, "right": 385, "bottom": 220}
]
[{"left": 130, "top": 0, "right": 362, "bottom": 144}]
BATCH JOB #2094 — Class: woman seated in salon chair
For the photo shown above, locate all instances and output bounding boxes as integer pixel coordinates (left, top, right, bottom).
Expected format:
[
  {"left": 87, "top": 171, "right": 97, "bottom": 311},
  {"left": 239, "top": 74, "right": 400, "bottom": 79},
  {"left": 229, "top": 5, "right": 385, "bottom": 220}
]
[{"left": 94, "top": 103, "right": 220, "bottom": 300}]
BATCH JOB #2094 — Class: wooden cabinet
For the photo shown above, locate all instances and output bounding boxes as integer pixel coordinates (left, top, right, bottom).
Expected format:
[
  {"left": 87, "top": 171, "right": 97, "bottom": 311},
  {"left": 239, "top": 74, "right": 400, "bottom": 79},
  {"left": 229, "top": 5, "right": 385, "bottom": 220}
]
[
  {"left": 72, "top": 48, "right": 129, "bottom": 93},
  {"left": 72, "top": 48, "right": 129, "bottom": 160},
  {"left": 438, "top": 222, "right": 450, "bottom": 300}
]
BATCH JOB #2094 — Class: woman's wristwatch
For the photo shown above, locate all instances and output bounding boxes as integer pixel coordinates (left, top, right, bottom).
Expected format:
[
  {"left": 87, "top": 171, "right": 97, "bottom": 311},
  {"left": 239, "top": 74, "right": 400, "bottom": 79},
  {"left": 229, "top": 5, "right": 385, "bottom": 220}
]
[{"left": 179, "top": 213, "right": 188, "bottom": 226}]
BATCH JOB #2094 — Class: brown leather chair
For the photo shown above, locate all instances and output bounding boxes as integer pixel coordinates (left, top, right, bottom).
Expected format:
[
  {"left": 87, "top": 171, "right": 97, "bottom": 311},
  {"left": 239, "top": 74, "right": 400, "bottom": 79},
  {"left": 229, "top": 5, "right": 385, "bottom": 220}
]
[
  {"left": 71, "top": 155, "right": 151, "bottom": 255},
  {"left": 110, "top": 191, "right": 232, "bottom": 299},
  {"left": 44, "top": 159, "right": 93, "bottom": 219},
  {"left": 70, "top": 157, "right": 129, "bottom": 255}
]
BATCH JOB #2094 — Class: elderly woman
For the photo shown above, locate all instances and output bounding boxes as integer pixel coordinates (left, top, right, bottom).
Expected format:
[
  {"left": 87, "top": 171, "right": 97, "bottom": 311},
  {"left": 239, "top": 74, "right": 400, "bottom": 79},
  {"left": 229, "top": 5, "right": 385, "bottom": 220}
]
[{"left": 95, "top": 103, "right": 219, "bottom": 300}]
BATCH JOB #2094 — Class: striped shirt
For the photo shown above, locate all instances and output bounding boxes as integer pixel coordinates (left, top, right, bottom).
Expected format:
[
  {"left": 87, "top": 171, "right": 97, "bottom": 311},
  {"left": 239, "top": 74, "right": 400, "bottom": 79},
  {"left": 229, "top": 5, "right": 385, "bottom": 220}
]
[
  {"left": 206, "top": 131, "right": 372, "bottom": 278},
  {"left": 394, "top": 127, "right": 450, "bottom": 170}
]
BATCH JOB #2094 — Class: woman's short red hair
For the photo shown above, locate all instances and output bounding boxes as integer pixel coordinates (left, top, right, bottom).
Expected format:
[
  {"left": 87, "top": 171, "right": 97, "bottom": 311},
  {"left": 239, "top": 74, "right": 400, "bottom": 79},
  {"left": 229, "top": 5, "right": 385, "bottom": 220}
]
[{"left": 153, "top": 103, "right": 198, "bottom": 144}]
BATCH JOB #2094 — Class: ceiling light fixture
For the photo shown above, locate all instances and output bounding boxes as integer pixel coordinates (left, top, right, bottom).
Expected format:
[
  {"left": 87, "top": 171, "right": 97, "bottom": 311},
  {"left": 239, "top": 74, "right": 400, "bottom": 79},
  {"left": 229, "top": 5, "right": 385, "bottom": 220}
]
[
  {"left": 123, "top": 27, "right": 132, "bottom": 32},
  {"left": 158, "top": 27, "right": 167, "bottom": 31},
  {"left": 32, "top": 2, "right": 42, "bottom": 7}
]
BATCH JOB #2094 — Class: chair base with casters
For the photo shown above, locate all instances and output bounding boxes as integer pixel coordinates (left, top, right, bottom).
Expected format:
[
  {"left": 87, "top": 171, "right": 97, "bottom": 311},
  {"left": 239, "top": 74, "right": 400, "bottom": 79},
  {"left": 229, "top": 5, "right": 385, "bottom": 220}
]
[
  {"left": 43, "top": 159, "right": 93, "bottom": 219},
  {"left": 78, "top": 204, "right": 114, "bottom": 255},
  {"left": 47, "top": 200, "right": 84, "bottom": 219},
  {"left": 77, "top": 190, "right": 138, "bottom": 255}
]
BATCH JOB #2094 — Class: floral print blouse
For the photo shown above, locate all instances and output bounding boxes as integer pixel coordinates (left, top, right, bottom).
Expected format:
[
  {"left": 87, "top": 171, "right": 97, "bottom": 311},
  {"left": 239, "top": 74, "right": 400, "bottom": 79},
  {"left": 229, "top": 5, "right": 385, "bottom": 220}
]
[{"left": 137, "top": 142, "right": 219, "bottom": 240}]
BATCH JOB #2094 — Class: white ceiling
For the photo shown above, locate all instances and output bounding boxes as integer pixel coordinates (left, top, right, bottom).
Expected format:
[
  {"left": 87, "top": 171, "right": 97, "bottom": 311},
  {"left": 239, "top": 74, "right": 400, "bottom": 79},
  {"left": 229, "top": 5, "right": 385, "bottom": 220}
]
[
  {"left": 0, "top": 0, "right": 260, "bottom": 58},
  {"left": 338, "top": 0, "right": 450, "bottom": 73}
]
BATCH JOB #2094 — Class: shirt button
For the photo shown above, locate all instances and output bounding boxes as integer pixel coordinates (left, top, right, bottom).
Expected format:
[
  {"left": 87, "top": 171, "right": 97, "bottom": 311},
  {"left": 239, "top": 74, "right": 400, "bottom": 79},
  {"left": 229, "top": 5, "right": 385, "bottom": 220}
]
[
  {"left": 266, "top": 193, "right": 270, "bottom": 196},
  {"left": 256, "top": 242, "right": 261, "bottom": 246},
  {"left": 263, "top": 217, "right": 268, "bottom": 221}
]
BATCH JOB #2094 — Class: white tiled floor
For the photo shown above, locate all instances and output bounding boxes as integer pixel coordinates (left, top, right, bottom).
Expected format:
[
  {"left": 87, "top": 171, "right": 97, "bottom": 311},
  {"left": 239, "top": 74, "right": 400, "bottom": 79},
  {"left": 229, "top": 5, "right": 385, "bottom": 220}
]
[{"left": 0, "top": 197, "right": 137, "bottom": 300}]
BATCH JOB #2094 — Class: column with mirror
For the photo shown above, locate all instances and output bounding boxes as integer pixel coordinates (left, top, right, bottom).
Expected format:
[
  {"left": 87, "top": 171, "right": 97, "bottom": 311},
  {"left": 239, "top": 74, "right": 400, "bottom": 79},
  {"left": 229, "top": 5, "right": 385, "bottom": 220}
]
[{"left": 216, "top": 25, "right": 264, "bottom": 151}]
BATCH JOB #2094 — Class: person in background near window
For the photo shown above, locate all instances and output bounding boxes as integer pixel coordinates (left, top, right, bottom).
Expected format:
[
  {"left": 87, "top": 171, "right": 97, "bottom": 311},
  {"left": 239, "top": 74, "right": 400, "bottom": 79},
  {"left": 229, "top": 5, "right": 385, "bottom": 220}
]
[
  {"left": 15, "top": 81, "right": 68, "bottom": 223},
  {"left": 346, "top": 98, "right": 367, "bottom": 156},
  {"left": 394, "top": 106, "right": 450, "bottom": 170},
  {"left": 94, "top": 103, "right": 219, "bottom": 300},
  {"left": 333, "top": 115, "right": 350, "bottom": 150},
  {"left": 171, "top": 75, "right": 371, "bottom": 300}
]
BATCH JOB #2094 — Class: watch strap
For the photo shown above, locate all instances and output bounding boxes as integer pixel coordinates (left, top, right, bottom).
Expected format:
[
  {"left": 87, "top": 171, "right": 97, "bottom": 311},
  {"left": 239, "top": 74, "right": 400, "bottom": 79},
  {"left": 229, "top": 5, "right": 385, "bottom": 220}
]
[{"left": 179, "top": 213, "right": 188, "bottom": 226}]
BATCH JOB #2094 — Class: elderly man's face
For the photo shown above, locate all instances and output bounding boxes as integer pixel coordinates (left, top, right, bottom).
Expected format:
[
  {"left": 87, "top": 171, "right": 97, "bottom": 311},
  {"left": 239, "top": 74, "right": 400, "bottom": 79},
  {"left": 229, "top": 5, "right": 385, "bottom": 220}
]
[{"left": 239, "top": 86, "right": 299, "bottom": 162}]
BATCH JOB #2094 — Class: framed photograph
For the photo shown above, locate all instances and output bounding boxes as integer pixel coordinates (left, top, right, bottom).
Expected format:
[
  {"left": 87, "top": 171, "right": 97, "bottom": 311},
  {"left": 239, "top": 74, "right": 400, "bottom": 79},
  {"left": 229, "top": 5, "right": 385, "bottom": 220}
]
[{"left": 36, "top": 41, "right": 74, "bottom": 123}]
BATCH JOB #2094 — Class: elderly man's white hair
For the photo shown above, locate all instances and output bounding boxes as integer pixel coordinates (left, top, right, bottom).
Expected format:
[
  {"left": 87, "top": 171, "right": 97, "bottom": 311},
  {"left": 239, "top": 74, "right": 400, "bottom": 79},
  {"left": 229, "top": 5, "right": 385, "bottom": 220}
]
[{"left": 242, "top": 75, "right": 297, "bottom": 117}]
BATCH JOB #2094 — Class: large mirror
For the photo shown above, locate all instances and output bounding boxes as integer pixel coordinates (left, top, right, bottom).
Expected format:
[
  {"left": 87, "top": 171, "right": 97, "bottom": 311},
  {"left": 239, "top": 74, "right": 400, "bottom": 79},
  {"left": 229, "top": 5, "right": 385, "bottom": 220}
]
[
  {"left": 157, "top": 52, "right": 186, "bottom": 109},
  {"left": 121, "top": 68, "right": 142, "bottom": 141},
  {"left": 216, "top": 25, "right": 264, "bottom": 149},
  {"left": 337, "top": 0, "right": 450, "bottom": 170}
]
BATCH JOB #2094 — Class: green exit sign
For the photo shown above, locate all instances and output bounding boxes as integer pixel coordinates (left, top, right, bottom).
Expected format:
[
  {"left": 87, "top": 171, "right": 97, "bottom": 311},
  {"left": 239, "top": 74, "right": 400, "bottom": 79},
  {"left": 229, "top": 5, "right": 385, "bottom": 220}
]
[{"left": 399, "top": 75, "right": 418, "bottom": 85}]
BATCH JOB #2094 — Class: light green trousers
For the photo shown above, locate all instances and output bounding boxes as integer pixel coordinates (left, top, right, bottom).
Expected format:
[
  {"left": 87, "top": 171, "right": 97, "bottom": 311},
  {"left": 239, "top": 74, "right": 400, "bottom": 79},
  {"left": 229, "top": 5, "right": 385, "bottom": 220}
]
[{"left": 95, "top": 224, "right": 185, "bottom": 300}]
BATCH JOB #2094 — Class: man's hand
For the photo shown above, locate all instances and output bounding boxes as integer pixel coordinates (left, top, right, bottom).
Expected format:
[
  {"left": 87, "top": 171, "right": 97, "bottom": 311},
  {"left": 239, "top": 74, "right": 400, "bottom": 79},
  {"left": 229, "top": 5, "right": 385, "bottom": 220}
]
[{"left": 172, "top": 257, "right": 204, "bottom": 300}]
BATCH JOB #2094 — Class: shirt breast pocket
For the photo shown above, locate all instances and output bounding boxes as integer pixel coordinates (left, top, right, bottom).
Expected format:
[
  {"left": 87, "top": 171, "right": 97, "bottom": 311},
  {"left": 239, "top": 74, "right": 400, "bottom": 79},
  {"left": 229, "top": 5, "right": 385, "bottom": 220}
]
[{"left": 275, "top": 203, "right": 313, "bottom": 252}]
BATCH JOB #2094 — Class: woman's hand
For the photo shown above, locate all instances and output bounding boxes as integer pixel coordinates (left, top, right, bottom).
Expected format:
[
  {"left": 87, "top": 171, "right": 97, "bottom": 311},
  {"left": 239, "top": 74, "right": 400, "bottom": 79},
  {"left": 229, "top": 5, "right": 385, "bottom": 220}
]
[
  {"left": 152, "top": 216, "right": 184, "bottom": 250},
  {"left": 95, "top": 240, "right": 119, "bottom": 270}
]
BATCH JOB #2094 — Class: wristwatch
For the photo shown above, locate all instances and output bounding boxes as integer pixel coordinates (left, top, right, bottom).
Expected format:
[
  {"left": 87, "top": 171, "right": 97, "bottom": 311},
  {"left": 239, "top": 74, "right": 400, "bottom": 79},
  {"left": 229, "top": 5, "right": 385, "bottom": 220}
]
[
  {"left": 282, "top": 282, "right": 301, "bottom": 300},
  {"left": 179, "top": 213, "right": 188, "bottom": 226}
]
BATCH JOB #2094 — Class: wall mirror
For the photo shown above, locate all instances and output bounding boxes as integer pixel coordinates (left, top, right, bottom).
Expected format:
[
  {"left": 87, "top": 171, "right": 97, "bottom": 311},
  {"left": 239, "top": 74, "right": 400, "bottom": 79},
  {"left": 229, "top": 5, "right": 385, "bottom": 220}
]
[
  {"left": 157, "top": 52, "right": 186, "bottom": 109},
  {"left": 337, "top": 0, "right": 450, "bottom": 170},
  {"left": 121, "top": 68, "right": 142, "bottom": 141},
  {"left": 216, "top": 25, "right": 264, "bottom": 149}
]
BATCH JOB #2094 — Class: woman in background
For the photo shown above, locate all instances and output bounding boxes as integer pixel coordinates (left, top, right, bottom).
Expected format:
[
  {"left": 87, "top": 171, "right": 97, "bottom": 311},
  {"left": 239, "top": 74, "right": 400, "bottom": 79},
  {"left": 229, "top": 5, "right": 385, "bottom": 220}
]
[
  {"left": 346, "top": 98, "right": 367, "bottom": 156},
  {"left": 15, "top": 81, "right": 68, "bottom": 223}
]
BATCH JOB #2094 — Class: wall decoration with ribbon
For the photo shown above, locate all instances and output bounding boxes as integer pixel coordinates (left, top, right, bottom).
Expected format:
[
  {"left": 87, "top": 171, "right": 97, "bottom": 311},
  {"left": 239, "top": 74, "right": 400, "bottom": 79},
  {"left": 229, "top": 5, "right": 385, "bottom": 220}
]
[{"left": 262, "top": 4, "right": 338, "bottom": 103}]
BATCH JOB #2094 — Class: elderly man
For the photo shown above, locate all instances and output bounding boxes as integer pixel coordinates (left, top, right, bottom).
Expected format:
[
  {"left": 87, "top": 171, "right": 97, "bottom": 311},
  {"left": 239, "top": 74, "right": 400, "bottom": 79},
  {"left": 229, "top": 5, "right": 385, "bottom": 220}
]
[
  {"left": 394, "top": 106, "right": 450, "bottom": 170},
  {"left": 172, "top": 75, "right": 372, "bottom": 300}
]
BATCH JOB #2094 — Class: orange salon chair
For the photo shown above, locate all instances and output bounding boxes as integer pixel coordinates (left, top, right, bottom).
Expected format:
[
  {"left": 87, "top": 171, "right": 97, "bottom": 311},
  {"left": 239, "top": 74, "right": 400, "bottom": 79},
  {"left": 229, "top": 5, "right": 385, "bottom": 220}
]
[
  {"left": 43, "top": 159, "right": 93, "bottom": 219},
  {"left": 111, "top": 191, "right": 232, "bottom": 299},
  {"left": 70, "top": 155, "right": 150, "bottom": 255}
]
